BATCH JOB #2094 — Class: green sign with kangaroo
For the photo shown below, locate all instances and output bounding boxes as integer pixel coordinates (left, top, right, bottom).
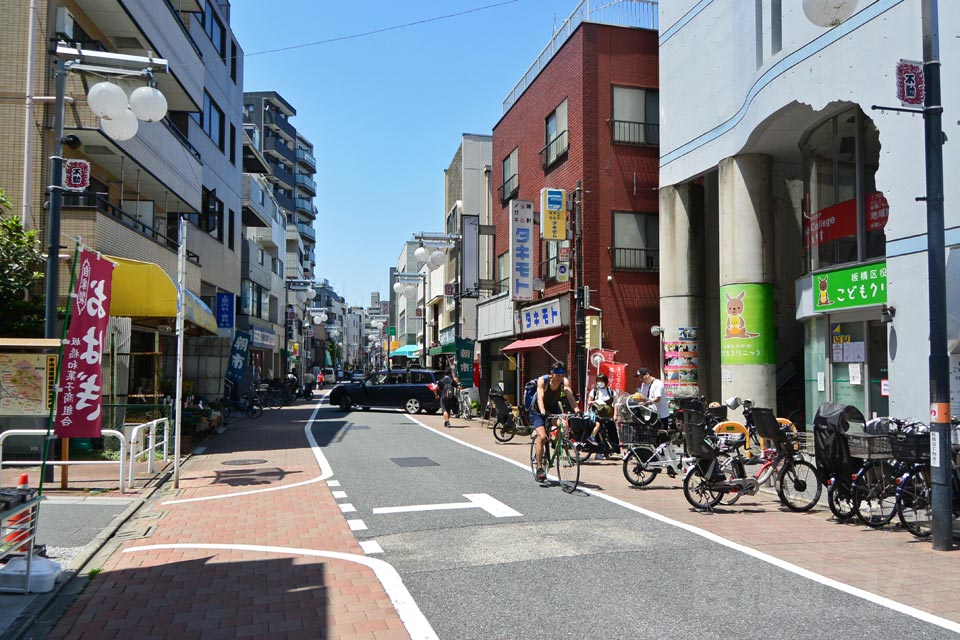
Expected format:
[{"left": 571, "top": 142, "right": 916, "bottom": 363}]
[
  {"left": 813, "top": 261, "right": 887, "bottom": 312},
  {"left": 719, "top": 283, "right": 775, "bottom": 365}
]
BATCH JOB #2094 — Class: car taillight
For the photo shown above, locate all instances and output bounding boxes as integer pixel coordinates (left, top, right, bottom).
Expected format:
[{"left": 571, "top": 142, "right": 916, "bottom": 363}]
[{"left": 427, "top": 383, "right": 438, "bottom": 392}]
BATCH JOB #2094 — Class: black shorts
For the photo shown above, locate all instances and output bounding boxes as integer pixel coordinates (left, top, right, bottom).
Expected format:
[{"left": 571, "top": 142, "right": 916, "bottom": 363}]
[{"left": 442, "top": 396, "right": 458, "bottom": 411}]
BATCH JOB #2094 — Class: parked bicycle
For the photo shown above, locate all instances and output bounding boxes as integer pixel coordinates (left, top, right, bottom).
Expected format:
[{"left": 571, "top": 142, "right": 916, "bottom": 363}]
[
  {"left": 896, "top": 423, "right": 960, "bottom": 537},
  {"left": 214, "top": 390, "right": 263, "bottom": 421},
  {"left": 489, "top": 386, "right": 533, "bottom": 443},
  {"left": 528, "top": 412, "right": 581, "bottom": 493}
]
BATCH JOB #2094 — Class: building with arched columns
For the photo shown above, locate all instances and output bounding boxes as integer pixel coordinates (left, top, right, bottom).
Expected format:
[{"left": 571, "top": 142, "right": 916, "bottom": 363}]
[{"left": 658, "top": 0, "right": 960, "bottom": 425}]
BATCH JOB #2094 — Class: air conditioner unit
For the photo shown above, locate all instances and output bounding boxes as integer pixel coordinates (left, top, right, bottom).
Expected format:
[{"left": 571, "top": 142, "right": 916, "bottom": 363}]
[{"left": 55, "top": 7, "right": 75, "bottom": 41}]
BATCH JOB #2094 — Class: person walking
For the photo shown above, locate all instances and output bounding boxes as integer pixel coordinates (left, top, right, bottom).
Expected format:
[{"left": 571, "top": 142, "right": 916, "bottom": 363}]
[
  {"left": 636, "top": 367, "right": 670, "bottom": 421},
  {"left": 440, "top": 373, "right": 460, "bottom": 428},
  {"left": 531, "top": 362, "right": 580, "bottom": 482}
]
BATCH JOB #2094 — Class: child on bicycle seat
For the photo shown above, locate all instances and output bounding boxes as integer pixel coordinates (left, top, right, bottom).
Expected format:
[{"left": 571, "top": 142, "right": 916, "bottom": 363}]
[{"left": 586, "top": 373, "right": 619, "bottom": 458}]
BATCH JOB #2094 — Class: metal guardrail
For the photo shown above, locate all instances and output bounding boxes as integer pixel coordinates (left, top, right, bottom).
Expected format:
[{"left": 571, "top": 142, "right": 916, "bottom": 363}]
[
  {"left": 0, "top": 429, "right": 127, "bottom": 494},
  {"left": 126, "top": 418, "right": 171, "bottom": 489}
]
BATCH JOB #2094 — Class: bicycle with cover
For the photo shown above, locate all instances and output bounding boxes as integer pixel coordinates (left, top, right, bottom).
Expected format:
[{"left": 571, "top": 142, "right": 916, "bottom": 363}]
[
  {"left": 528, "top": 412, "right": 581, "bottom": 493},
  {"left": 489, "top": 385, "right": 532, "bottom": 443}
]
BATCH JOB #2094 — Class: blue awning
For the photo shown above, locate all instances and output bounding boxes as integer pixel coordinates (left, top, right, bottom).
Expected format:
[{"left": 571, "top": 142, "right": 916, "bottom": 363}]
[{"left": 390, "top": 344, "right": 420, "bottom": 357}]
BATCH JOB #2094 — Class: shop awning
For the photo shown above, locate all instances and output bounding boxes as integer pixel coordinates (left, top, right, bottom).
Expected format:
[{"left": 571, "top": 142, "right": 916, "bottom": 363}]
[
  {"left": 428, "top": 343, "right": 456, "bottom": 356},
  {"left": 106, "top": 256, "right": 218, "bottom": 335},
  {"left": 390, "top": 344, "right": 420, "bottom": 357},
  {"left": 501, "top": 333, "right": 562, "bottom": 354}
]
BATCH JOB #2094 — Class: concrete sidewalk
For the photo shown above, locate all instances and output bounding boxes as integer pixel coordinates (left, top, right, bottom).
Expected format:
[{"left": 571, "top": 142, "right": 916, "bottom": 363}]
[{"left": 424, "top": 411, "right": 960, "bottom": 625}]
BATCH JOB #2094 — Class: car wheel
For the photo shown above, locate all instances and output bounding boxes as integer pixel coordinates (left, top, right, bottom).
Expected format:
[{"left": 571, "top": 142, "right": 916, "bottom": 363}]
[
  {"left": 405, "top": 397, "right": 422, "bottom": 414},
  {"left": 339, "top": 395, "right": 352, "bottom": 412}
]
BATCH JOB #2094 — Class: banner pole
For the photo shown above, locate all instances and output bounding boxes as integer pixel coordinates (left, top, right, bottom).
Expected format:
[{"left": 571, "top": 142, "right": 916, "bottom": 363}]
[{"left": 173, "top": 217, "right": 186, "bottom": 489}]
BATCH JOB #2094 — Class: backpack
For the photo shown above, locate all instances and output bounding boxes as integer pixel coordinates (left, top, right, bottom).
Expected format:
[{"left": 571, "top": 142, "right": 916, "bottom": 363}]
[
  {"left": 442, "top": 377, "right": 455, "bottom": 400},
  {"left": 524, "top": 375, "right": 550, "bottom": 413}
]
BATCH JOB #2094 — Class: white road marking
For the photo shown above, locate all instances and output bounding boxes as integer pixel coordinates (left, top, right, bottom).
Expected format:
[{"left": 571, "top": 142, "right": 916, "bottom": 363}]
[
  {"left": 372, "top": 493, "right": 521, "bottom": 518},
  {"left": 360, "top": 540, "right": 383, "bottom": 555},
  {"left": 327, "top": 480, "right": 341, "bottom": 487},
  {"left": 347, "top": 519, "right": 367, "bottom": 531},
  {"left": 123, "top": 543, "right": 437, "bottom": 640},
  {"left": 338, "top": 503, "right": 356, "bottom": 513},
  {"left": 404, "top": 414, "right": 960, "bottom": 636},
  {"left": 332, "top": 490, "right": 347, "bottom": 499},
  {"left": 162, "top": 400, "right": 333, "bottom": 505}
]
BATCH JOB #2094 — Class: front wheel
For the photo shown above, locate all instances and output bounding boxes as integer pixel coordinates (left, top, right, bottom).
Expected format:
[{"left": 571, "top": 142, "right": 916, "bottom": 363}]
[
  {"left": 555, "top": 438, "right": 581, "bottom": 494},
  {"left": 827, "top": 478, "right": 857, "bottom": 521},
  {"left": 897, "top": 470, "right": 933, "bottom": 538},
  {"left": 622, "top": 446, "right": 659, "bottom": 487},
  {"left": 405, "top": 398, "right": 422, "bottom": 414},
  {"left": 683, "top": 461, "right": 723, "bottom": 511},
  {"left": 246, "top": 404, "right": 263, "bottom": 419},
  {"left": 853, "top": 460, "right": 898, "bottom": 527},
  {"left": 777, "top": 459, "right": 822, "bottom": 512},
  {"left": 493, "top": 419, "right": 516, "bottom": 443}
]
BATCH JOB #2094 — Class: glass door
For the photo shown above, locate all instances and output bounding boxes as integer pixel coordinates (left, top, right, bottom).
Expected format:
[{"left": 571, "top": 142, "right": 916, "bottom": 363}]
[{"left": 829, "top": 320, "right": 867, "bottom": 414}]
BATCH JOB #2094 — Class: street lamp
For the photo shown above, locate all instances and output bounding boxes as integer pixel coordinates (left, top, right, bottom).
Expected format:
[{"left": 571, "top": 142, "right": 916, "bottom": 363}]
[
  {"left": 394, "top": 272, "right": 427, "bottom": 367},
  {"left": 803, "top": 0, "right": 952, "bottom": 550},
  {"left": 650, "top": 325, "right": 665, "bottom": 379}
]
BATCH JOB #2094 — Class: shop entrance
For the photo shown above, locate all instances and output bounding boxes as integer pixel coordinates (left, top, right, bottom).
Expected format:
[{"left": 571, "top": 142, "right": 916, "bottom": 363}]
[{"left": 827, "top": 314, "right": 888, "bottom": 419}]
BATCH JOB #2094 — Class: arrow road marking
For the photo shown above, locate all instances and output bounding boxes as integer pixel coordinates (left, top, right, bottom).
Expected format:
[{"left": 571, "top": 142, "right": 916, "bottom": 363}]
[{"left": 371, "top": 493, "right": 522, "bottom": 518}]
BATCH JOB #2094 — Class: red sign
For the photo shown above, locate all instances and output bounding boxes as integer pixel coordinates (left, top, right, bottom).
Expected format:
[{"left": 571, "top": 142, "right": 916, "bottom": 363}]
[
  {"left": 63, "top": 159, "right": 90, "bottom": 191},
  {"left": 586, "top": 348, "right": 619, "bottom": 392},
  {"left": 896, "top": 60, "right": 924, "bottom": 107},
  {"left": 804, "top": 192, "right": 888, "bottom": 249},
  {"left": 55, "top": 250, "right": 115, "bottom": 438},
  {"left": 598, "top": 361, "right": 627, "bottom": 393}
]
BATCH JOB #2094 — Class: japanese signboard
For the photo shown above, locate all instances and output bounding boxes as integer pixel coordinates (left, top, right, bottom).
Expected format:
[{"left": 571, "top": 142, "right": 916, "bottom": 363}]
[
  {"left": 514, "top": 298, "right": 564, "bottom": 334},
  {"left": 63, "top": 159, "right": 90, "bottom": 191},
  {"left": 540, "top": 188, "right": 566, "bottom": 241},
  {"left": 461, "top": 214, "right": 480, "bottom": 297},
  {"left": 556, "top": 262, "right": 569, "bottom": 282},
  {"left": 510, "top": 200, "right": 535, "bottom": 301},
  {"left": 225, "top": 331, "right": 251, "bottom": 384},
  {"left": 804, "top": 192, "right": 888, "bottom": 249},
  {"left": 896, "top": 59, "right": 924, "bottom": 107},
  {"left": 814, "top": 261, "right": 887, "bottom": 312},
  {"left": 586, "top": 348, "right": 618, "bottom": 393},
  {"left": 664, "top": 327, "right": 700, "bottom": 398},
  {"left": 55, "top": 250, "right": 115, "bottom": 438},
  {"left": 0, "top": 354, "right": 57, "bottom": 416},
  {"left": 455, "top": 338, "right": 476, "bottom": 389},
  {"left": 719, "top": 284, "right": 775, "bottom": 365},
  {"left": 216, "top": 292, "right": 234, "bottom": 329}
]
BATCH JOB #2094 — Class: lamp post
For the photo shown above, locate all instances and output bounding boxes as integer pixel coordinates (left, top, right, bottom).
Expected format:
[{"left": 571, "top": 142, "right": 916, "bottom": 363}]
[
  {"left": 651, "top": 325, "right": 665, "bottom": 379},
  {"left": 394, "top": 272, "right": 427, "bottom": 367},
  {"left": 803, "top": 0, "right": 952, "bottom": 550},
  {"left": 413, "top": 232, "right": 461, "bottom": 368}
]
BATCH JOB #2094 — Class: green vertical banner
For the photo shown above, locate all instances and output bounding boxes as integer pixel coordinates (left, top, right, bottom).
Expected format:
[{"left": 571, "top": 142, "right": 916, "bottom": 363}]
[
  {"left": 455, "top": 338, "right": 476, "bottom": 388},
  {"left": 720, "top": 283, "right": 775, "bottom": 365}
]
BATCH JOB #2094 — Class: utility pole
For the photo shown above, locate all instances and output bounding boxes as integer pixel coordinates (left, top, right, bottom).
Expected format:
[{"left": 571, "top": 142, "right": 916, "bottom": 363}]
[{"left": 574, "top": 180, "right": 586, "bottom": 402}]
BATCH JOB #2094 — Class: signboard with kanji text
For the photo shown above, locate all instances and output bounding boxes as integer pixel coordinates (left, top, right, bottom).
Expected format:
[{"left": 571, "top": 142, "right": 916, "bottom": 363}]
[
  {"left": 814, "top": 261, "right": 887, "bottom": 312},
  {"left": 63, "top": 159, "right": 90, "bottom": 191}
]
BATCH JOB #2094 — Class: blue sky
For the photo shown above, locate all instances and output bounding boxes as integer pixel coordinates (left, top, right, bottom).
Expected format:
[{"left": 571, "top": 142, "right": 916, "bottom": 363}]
[{"left": 231, "top": 1, "right": 574, "bottom": 307}]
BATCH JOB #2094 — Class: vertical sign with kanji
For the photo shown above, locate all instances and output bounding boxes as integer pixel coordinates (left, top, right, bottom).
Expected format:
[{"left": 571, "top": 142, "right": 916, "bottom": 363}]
[
  {"left": 225, "top": 330, "right": 251, "bottom": 384},
  {"left": 55, "top": 250, "right": 115, "bottom": 438},
  {"left": 540, "top": 188, "right": 566, "bottom": 241},
  {"left": 62, "top": 159, "right": 90, "bottom": 191},
  {"left": 896, "top": 59, "right": 924, "bottom": 107},
  {"left": 455, "top": 338, "right": 476, "bottom": 389},
  {"left": 510, "top": 200, "right": 534, "bottom": 301}
]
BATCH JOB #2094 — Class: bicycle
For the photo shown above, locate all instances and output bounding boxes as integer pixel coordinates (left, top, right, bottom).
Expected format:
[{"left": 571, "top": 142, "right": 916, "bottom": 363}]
[
  {"left": 214, "top": 390, "right": 263, "bottom": 421},
  {"left": 528, "top": 413, "right": 581, "bottom": 493},
  {"left": 489, "top": 386, "right": 533, "bottom": 443},
  {"left": 812, "top": 402, "right": 866, "bottom": 521},
  {"left": 620, "top": 420, "right": 691, "bottom": 487}
]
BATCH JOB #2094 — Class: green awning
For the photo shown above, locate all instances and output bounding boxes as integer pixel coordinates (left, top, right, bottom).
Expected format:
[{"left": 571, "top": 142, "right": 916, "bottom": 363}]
[{"left": 428, "top": 343, "right": 456, "bottom": 356}]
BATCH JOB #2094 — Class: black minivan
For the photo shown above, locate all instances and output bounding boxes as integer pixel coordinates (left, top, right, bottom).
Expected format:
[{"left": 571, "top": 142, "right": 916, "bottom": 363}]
[{"left": 329, "top": 369, "right": 442, "bottom": 414}]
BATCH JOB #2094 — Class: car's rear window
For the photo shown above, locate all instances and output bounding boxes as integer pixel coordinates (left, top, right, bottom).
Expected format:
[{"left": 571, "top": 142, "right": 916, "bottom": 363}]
[{"left": 409, "top": 371, "right": 436, "bottom": 384}]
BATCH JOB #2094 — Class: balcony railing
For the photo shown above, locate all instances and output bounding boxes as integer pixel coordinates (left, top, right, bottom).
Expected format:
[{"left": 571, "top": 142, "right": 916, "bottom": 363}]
[
  {"left": 162, "top": 117, "right": 202, "bottom": 162},
  {"left": 610, "top": 120, "right": 659, "bottom": 146},
  {"left": 264, "top": 110, "right": 296, "bottom": 140},
  {"left": 296, "top": 148, "right": 316, "bottom": 170},
  {"left": 498, "top": 173, "right": 519, "bottom": 204},
  {"left": 62, "top": 192, "right": 200, "bottom": 264},
  {"left": 295, "top": 173, "right": 316, "bottom": 195},
  {"left": 274, "top": 190, "right": 296, "bottom": 212},
  {"left": 296, "top": 221, "right": 316, "bottom": 242},
  {"left": 611, "top": 247, "right": 659, "bottom": 271},
  {"left": 539, "top": 130, "right": 569, "bottom": 170},
  {"left": 295, "top": 197, "right": 313, "bottom": 216},
  {"left": 263, "top": 135, "right": 296, "bottom": 165},
  {"left": 268, "top": 161, "right": 295, "bottom": 189}
]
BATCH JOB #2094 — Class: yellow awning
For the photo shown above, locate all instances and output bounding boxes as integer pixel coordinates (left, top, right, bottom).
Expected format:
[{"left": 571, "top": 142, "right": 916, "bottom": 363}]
[{"left": 106, "top": 256, "right": 218, "bottom": 335}]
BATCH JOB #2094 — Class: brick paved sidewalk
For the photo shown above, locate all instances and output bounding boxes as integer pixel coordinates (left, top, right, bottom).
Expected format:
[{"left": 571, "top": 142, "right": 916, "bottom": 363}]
[
  {"left": 43, "top": 399, "right": 411, "bottom": 640},
  {"left": 427, "top": 411, "right": 960, "bottom": 624}
]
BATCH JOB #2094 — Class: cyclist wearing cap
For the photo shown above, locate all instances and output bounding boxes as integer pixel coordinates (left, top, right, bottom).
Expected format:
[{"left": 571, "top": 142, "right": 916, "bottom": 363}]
[
  {"left": 636, "top": 367, "right": 670, "bottom": 420},
  {"left": 532, "top": 362, "right": 580, "bottom": 482}
]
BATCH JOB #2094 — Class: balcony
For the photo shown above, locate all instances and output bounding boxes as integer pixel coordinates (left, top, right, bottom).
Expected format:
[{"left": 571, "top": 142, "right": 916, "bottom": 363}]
[
  {"left": 539, "top": 130, "right": 569, "bottom": 170},
  {"left": 268, "top": 162, "right": 295, "bottom": 190},
  {"left": 273, "top": 190, "right": 296, "bottom": 213},
  {"left": 295, "top": 173, "right": 316, "bottom": 196},
  {"left": 498, "top": 173, "right": 519, "bottom": 204},
  {"left": 611, "top": 247, "right": 659, "bottom": 271},
  {"left": 264, "top": 110, "right": 296, "bottom": 141},
  {"left": 296, "top": 147, "right": 316, "bottom": 170},
  {"left": 297, "top": 221, "right": 316, "bottom": 242},
  {"left": 263, "top": 135, "right": 296, "bottom": 166},
  {"left": 295, "top": 197, "right": 314, "bottom": 216},
  {"left": 610, "top": 120, "right": 659, "bottom": 146}
]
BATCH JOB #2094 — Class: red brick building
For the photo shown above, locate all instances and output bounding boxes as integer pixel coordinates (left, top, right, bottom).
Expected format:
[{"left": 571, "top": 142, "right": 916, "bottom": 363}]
[{"left": 481, "top": 21, "right": 659, "bottom": 400}]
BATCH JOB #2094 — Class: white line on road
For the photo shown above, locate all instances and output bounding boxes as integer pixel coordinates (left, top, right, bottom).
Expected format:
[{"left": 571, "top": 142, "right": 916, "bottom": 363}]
[
  {"left": 372, "top": 493, "right": 521, "bottom": 518},
  {"left": 347, "top": 519, "right": 367, "bottom": 531},
  {"left": 338, "top": 503, "right": 356, "bottom": 513},
  {"left": 123, "top": 543, "right": 437, "bottom": 640},
  {"left": 404, "top": 414, "right": 960, "bottom": 636},
  {"left": 327, "top": 480, "right": 341, "bottom": 487},
  {"left": 332, "top": 490, "right": 347, "bottom": 499},
  {"left": 360, "top": 540, "right": 383, "bottom": 555}
]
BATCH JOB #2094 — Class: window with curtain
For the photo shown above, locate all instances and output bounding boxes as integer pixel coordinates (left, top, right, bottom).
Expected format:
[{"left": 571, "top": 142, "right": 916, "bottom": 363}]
[
  {"left": 500, "top": 148, "right": 518, "bottom": 203},
  {"left": 612, "top": 212, "right": 659, "bottom": 270},
  {"left": 543, "top": 99, "right": 568, "bottom": 168},
  {"left": 612, "top": 87, "right": 659, "bottom": 145}
]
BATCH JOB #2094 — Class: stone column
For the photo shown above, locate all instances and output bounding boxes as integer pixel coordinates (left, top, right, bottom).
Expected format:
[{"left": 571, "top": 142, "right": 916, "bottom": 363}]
[
  {"left": 659, "top": 183, "right": 705, "bottom": 395},
  {"left": 718, "top": 154, "right": 776, "bottom": 410}
]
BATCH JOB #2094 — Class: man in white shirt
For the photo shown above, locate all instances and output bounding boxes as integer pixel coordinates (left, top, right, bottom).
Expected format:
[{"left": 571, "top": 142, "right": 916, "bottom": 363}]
[{"left": 636, "top": 368, "right": 670, "bottom": 420}]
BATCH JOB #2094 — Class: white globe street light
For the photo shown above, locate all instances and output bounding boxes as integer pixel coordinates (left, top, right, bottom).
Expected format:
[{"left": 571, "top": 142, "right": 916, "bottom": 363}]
[
  {"left": 295, "top": 290, "right": 307, "bottom": 304},
  {"left": 312, "top": 315, "right": 322, "bottom": 325},
  {"left": 100, "top": 108, "right": 139, "bottom": 141},
  {"left": 87, "top": 81, "right": 129, "bottom": 120},
  {"left": 403, "top": 284, "right": 417, "bottom": 299},
  {"left": 802, "top": 0, "right": 858, "bottom": 27},
  {"left": 306, "top": 287, "right": 317, "bottom": 300},
  {"left": 414, "top": 245, "right": 431, "bottom": 263},
  {"left": 319, "top": 312, "right": 328, "bottom": 323},
  {"left": 429, "top": 250, "right": 446, "bottom": 269},
  {"left": 393, "top": 281, "right": 405, "bottom": 295},
  {"left": 128, "top": 85, "right": 168, "bottom": 122}
]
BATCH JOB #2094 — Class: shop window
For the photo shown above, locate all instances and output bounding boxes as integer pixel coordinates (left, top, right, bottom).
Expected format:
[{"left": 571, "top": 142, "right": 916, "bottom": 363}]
[{"left": 802, "top": 109, "right": 887, "bottom": 272}]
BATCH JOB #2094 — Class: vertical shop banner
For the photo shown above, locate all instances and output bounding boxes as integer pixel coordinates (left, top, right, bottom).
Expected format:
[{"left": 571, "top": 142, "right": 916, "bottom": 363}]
[
  {"left": 540, "top": 188, "right": 566, "bottom": 241},
  {"left": 598, "top": 361, "right": 628, "bottom": 393},
  {"left": 510, "top": 200, "right": 535, "bottom": 301},
  {"left": 586, "top": 348, "right": 618, "bottom": 392},
  {"left": 720, "top": 284, "right": 775, "bottom": 365},
  {"left": 664, "top": 327, "right": 699, "bottom": 398},
  {"left": 456, "top": 338, "right": 476, "bottom": 388},
  {"left": 225, "top": 331, "right": 251, "bottom": 384},
  {"left": 461, "top": 214, "right": 480, "bottom": 297},
  {"left": 55, "top": 250, "right": 116, "bottom": 438},
  {"left": 216, "top": 292, "right": 235, "bottom": 329}
]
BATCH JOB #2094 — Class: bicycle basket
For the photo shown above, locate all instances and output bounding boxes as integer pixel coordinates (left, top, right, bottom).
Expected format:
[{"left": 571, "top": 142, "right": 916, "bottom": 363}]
[
  {"left": 890, "top": 431, "right": 930, "bottom": 463},
  {"left": 683, "top": 411, "right": 716, "bottom": 458},
  {"left": 618, "top": 422, "right": 659, "bottom": 445},
  {"left": 846, "top": 433, "right": 893, "bottom": 460},
  {"left": 566, "top": 416, "right": 594, "bottom": 441}
]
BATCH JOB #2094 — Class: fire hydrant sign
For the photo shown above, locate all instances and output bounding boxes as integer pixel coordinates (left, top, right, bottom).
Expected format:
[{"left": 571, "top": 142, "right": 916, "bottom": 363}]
[
  {"left": 63, "top": 159, "right": 91, "bottom": 191},
  {"left": 55, "top": 250, "right": 115, "bottom": 438}
]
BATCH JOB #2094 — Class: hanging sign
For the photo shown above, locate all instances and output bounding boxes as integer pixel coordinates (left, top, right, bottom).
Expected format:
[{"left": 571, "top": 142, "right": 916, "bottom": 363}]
[
  {"left": 55, "top": 250, "right": 116, "bottom": 438},
  {"left": 556, "top": 262, "right": 569, "bottom": 283},
  {"left": 455, "top": 338, "right": 476, "bottom": 389},
  {"left": 63, "top": 159, "right": 90, "bottom": 191},
  {"left": 814, "top": 261, "right": 887, "bottom": 311},
  {"left": 225, "top": 331, "right": 251, "bottom": 384},
  {"left": 216, "top": 292, "right": 235, "bottom": 329},
  {"left": 540, "top": 188, "right": 566, "bottom": 241},
  {"left": 510, "top": 200, "right": 535, "bottom": 301},
  {"left": 896, "top": 59, "right": 924, "bottom": 107}
]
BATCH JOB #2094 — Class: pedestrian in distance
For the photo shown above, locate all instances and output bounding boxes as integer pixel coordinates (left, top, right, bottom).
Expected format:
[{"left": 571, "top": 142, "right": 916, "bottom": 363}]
[
  {"left": 531, "top": 362, "right": 580, "bottom": 482},
  {"left": 440, "top": 374, "right": 460, "bottom": 428}
]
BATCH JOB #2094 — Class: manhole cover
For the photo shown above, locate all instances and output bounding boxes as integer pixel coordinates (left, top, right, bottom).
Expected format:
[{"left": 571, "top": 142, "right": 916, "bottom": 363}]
[
  {"left": 222, "top": 459, "right": 268, "bottom": 466},
  {"left": 390, "top": 457, "right": 439, "bottom": 467}
]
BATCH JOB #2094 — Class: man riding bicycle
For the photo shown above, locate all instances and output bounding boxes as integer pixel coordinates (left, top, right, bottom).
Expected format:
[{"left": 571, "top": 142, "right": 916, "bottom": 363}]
[{"left": 531, "top": 362, "right": 580, "bottom": 482}]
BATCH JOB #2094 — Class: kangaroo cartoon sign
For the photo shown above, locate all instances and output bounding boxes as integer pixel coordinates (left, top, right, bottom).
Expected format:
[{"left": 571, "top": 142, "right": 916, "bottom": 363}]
[{"left": 719, "top": 284, "right": 774, "bottom": 365}]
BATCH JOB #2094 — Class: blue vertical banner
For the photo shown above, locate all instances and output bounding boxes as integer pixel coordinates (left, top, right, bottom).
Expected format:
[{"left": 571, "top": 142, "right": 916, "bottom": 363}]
[
  {"left": 225, "top": 330, "right": 251, "bottom": 385},
  {"left": 510, "top": 200, "right": 534, "bottom": 301},
  {"left": 216, "top": 292, "right": 235, "bottom": 329}
]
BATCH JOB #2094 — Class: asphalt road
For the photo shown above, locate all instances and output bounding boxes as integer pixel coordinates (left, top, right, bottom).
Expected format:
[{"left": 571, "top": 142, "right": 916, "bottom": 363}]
[{"left": 309, "top": 406, "right": 957, "bottom": 640}]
